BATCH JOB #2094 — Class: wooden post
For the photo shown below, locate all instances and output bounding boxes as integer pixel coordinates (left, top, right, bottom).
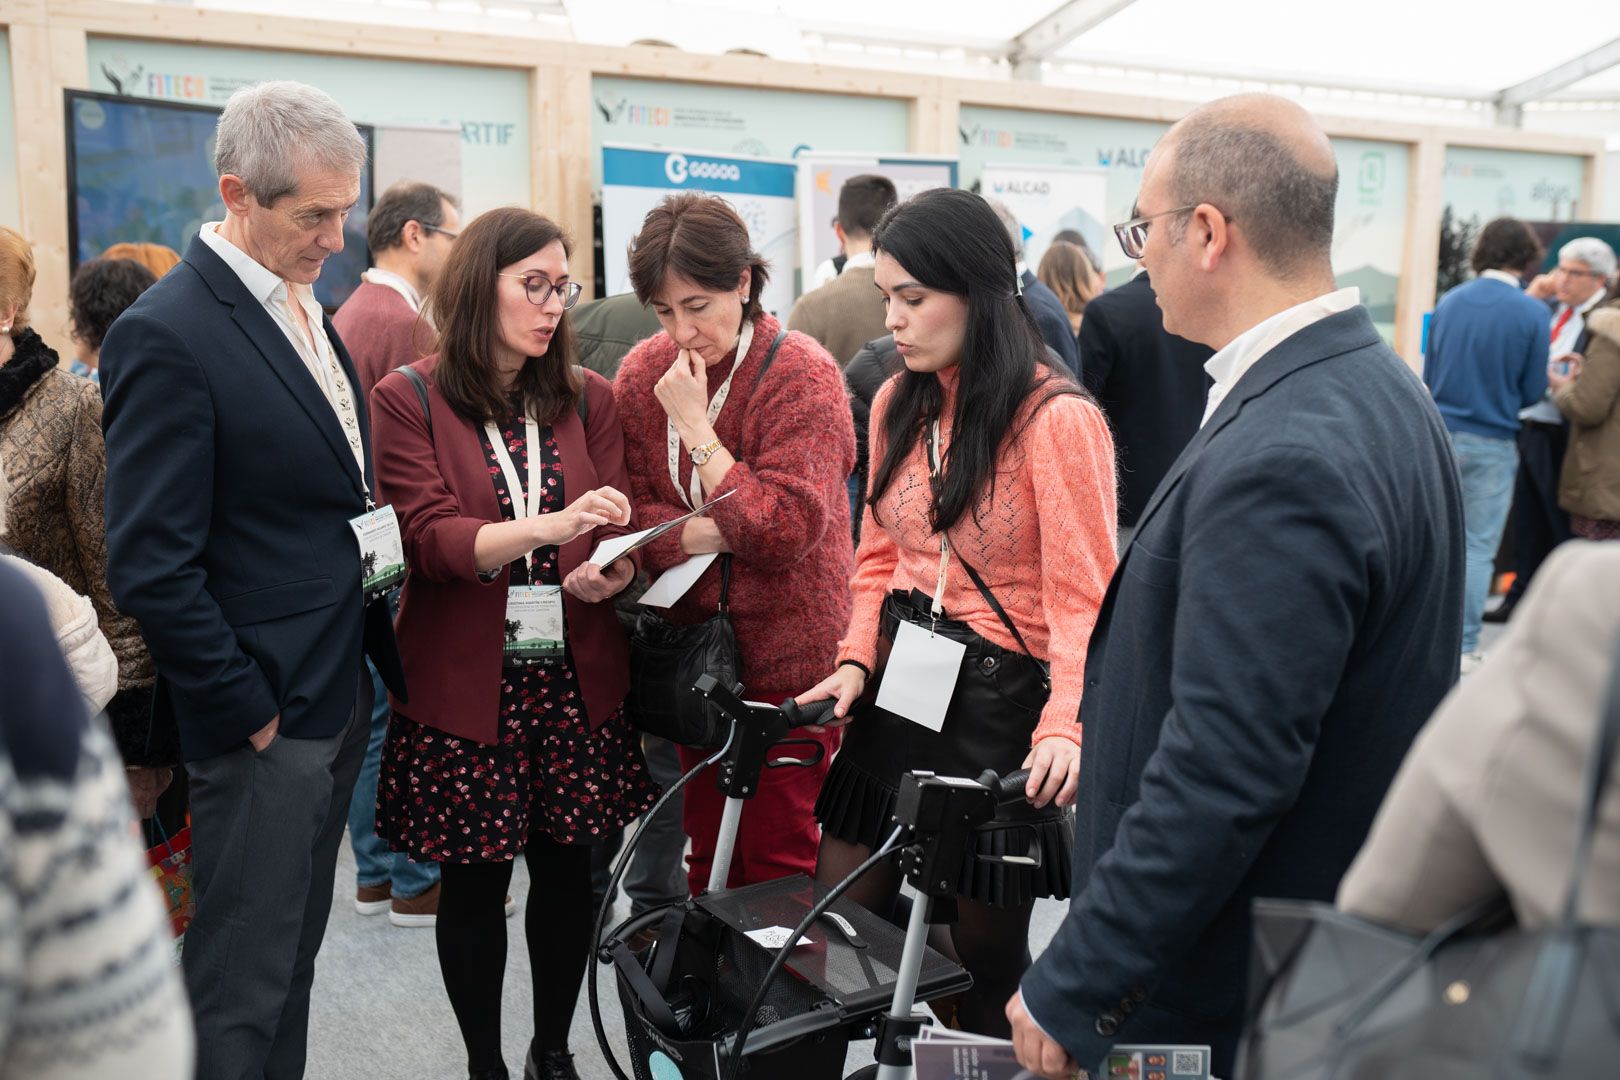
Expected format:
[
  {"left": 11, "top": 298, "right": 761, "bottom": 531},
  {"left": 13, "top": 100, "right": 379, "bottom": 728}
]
[
  {"left": 9, "top": 16, "right": 87, "bottom": 352},
  {"left": 1395, "top": 135, "right": 1445, "bottom": 371}
]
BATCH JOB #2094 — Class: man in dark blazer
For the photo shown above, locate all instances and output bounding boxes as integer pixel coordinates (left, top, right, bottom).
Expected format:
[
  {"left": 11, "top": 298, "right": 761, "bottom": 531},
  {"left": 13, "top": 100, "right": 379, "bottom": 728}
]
[
  {"left": 988, "top": 198, "right": 1081, "bottom": 375},
  {"left": 1007, "top": 94, "right": 1464, "bottom": 1080},
  {"left": 101, "top": 81, "right": 404, "bottom": 1080},
  {"left": 1079, "top": 271, "right": 1211, "bottom": 534}
]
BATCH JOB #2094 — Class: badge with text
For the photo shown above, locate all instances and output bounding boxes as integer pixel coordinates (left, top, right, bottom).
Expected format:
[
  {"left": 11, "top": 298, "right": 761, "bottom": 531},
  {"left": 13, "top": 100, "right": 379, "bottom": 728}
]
[
  {"left": 874, "top": 620, "right": 965, "bottom": 732},
  {"left": 349, "top": 505, "right": 405, "bottom": 601},
  {"left": 504, "top": 585, "right": 565, "bottom": 666}
]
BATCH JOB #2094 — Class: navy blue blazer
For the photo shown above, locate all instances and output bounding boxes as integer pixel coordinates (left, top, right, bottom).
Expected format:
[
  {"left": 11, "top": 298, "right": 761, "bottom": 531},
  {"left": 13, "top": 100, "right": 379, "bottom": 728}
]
[
  {"left": 1021, "top": 269, "right": 1080, "bottom": 376},
  {"left": 1020, "top": 306, "right": 1465, "bottom": 1077},
  {"left": 101, "top": 236, "right": 404, "bottom": 762}
]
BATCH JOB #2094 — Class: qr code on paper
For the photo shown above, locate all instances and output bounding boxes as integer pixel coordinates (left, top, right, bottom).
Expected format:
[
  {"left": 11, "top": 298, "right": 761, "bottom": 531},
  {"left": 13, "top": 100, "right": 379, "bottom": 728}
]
[{"left": 1171, "top": 1050, "right": 1205, "bottom": 1076}]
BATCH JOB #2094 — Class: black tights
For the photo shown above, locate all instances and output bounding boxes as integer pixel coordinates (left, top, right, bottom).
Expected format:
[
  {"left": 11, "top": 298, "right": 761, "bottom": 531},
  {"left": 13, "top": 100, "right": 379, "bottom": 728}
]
[
  {"left": 816, "top": 834, "right": 1034, "bottom": 1037},
  {"left": 437, "top": 834, "right": 594, "bottom": 1073}
]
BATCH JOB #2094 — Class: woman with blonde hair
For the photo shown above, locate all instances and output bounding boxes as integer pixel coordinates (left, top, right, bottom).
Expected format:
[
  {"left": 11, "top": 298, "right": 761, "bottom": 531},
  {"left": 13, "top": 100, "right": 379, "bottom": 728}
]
[
  {"left": 100, "top": 241, "right": 182, "bottom": 279},
  {"left": 1037, "top": 240, "right": 1100, "bottom": 337}
]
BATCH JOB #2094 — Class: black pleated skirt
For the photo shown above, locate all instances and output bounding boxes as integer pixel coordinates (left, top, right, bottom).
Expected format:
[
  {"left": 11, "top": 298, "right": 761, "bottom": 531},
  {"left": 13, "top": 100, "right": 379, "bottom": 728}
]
[{"left": 813, "top": 591, "right": 1074, "bottom": 907}]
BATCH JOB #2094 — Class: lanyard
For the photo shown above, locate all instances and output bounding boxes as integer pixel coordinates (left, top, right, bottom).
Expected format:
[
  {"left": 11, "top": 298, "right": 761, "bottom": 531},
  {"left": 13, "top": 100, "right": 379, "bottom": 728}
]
[
  {"left": 281, "top": 286, "right": 372, "bottom": 506},
  {"left": 667, "top": 319, "right": 754, "bottom": 511},
  {"left": 485, "top": 413, "right": 542, "bottom": 571},
  {"left": 925, "top": 419, "right": 949, "bottom": 622}
]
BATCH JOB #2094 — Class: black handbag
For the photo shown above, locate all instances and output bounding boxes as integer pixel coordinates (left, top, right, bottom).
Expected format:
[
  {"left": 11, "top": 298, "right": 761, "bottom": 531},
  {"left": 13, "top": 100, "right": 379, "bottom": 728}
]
[
  {"left": 1236, "top": 631, "right": 1620, "bottom": 1079},
  {"left": 626, "top": 555, "right": 737, "bottom": 747}
]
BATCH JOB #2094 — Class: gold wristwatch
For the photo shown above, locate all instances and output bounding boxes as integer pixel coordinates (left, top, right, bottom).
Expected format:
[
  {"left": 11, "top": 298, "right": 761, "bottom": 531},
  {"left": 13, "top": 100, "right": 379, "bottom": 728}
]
[{"left": 689, "top": 439, "right": 724, "bottom": 466}]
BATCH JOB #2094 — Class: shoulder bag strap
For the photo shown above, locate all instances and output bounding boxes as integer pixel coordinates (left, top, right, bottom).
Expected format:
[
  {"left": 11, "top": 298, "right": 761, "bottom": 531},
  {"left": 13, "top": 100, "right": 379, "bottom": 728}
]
[
  {"left": 1512, "top": 625, "right": 1620, "bottom": 1065},
  {"left": 399, "top": 365, "right": 432, "bottom": 436},
  {"left": 701, "top": 330, "right": 780, "bottom": 617},
  {"left": 921, "top": 421, "right": 1050, "bottom": 685}
]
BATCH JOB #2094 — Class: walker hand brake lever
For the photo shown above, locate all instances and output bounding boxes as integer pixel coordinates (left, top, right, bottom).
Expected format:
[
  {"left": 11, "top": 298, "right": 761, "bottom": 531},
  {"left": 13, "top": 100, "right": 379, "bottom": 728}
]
[{"left": 817, "top": 910, "right": 869, "bottom": 949}]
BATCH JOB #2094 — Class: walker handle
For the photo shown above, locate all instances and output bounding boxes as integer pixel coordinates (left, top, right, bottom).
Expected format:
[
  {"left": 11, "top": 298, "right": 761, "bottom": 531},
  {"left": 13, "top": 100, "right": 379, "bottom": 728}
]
[
  {"left": 779, "top": 696, "right": 839, "bottom": 728},
  {"left": 981, "top": 768, "right": 1033, "bottom": 805}
]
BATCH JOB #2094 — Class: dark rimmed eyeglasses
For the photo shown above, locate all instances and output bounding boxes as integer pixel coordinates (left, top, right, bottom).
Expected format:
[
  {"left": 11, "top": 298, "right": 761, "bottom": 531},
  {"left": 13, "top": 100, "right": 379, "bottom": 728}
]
[
  {"left": 497, "top": 274, "right": 583, "bottom": 309},
  {"left": 1113, "top": 204, "right": 1233, "bottom": 260},
  {"left": 422, "top": 224, "right": 459, "bottom": 241}
]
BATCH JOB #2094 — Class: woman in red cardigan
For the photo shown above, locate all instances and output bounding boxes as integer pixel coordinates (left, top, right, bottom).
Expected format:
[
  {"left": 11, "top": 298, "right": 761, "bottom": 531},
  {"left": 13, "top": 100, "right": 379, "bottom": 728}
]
[
  {"left": 370, "top": 208, "right": 656, "bottom": 1080},
  {"left": 614, "top": 192, "right": 855, "bottom": 892},
  {"left": 798, "top": 189, "right": 1118, "bottom": 1035}
]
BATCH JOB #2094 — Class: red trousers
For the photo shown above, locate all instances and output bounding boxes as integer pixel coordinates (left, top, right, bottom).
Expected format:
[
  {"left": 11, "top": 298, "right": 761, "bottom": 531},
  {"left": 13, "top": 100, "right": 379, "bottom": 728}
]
[{"left": 678, "top": 727, "right": 839, "bottom": 893}]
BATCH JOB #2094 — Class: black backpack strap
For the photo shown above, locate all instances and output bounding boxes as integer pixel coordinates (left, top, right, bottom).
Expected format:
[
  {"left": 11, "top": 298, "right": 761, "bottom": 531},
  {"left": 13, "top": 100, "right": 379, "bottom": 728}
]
[
  {"left": 958, "top": 555, "right": 1051, "bottom": 688},
  {"left": 398, "top": 365, "right": 432, "bottom": 436},
  {"left": 573, "top": 364, "right": 589, "bottom": 428}
]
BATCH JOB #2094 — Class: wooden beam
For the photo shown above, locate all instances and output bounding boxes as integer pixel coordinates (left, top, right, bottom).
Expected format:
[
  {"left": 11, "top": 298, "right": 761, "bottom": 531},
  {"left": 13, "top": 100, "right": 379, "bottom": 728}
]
[
  {"left": 532, "top": 63, "right": 594, "bottom": 298},
  {"left": 1395, "top": 135, "right": 1445, "bottom": 371},
  {"left": 9, "top": 20, "right": 87, "bottom": 352}
]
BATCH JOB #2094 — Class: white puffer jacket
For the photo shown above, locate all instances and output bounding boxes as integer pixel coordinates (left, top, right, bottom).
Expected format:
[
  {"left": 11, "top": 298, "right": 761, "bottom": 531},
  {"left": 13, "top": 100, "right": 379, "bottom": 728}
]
[{"left": 2, "top": 554, "right": 118, "bottom": 714}]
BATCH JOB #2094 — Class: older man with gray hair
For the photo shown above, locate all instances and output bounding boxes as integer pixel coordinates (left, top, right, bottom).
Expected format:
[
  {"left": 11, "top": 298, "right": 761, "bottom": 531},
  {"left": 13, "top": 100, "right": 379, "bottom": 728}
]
[
  {"left": 101, "top": 80, "right": 404, "bottom": 1080},
  {"left": 1492, "top": 235, "right": 1616, "bottom": 621}
]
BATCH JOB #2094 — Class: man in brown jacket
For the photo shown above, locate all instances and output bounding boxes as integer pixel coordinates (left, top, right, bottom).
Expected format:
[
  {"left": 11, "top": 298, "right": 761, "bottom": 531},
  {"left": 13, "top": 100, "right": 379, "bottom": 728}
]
[
  {"left": 786, "top": 174, "right": 896, "bottom": 367},
  {"left": 1550, "top": 302, "right": 1620, "bottom": 540}
]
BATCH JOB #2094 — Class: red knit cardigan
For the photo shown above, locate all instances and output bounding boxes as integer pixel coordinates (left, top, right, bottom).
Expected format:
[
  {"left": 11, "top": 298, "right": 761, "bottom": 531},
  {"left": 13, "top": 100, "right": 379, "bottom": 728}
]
[
  {"left": 613, "top": 314, "right": 856, "bottom": 700},
  {"left": 370, "top": 358, "right": 637, "bottom": 742}
]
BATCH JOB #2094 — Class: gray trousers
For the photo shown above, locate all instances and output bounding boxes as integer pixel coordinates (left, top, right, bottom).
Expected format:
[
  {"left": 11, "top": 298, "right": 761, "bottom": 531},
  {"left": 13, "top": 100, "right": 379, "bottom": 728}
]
[
  {"left": 183, "top": 669, "right": 371, "bottom": 1080},
  {"left": 592, "top": 734, "right": 689, "bottom": 915}
]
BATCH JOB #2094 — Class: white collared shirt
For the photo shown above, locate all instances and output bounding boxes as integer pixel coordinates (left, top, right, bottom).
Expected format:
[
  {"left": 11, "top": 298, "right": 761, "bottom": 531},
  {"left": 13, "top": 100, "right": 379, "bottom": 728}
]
[
  {"left": 361, "top": 267, "right": 422, "bottom": 314},
  {"left": 1480, "top": 269, "right": 1524, "bottom": 288},
  {"left": 842, "top": 251, "right": 876, "bottom": 272},
  {"left": 198, "top": 222, "right": 366, "bottom": 482},
  {"left": 1201, "top": 287, "right": 1362, "bottom": 426}
]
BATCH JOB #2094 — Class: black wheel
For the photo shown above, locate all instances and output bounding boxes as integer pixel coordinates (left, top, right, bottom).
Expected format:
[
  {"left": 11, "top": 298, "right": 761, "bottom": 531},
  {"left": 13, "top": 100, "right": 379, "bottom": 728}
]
[{"left": 845, "top": 1064, "right": 880, "bottom": 1080}]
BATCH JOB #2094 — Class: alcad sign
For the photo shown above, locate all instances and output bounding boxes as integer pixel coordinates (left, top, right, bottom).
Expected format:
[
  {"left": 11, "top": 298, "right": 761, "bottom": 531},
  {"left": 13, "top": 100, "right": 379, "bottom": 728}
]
[{"left": 602, "top": 146, "right": 794, "bottom": 199}]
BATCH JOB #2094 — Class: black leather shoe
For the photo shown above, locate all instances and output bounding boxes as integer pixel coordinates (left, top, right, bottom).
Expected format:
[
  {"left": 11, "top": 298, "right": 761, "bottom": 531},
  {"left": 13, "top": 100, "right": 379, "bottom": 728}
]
[
  {"left": 469, "top": 1068, "right": 510, "bottom": 1080},
  {"left": 524, "top": 1047, "right": 580, "bottom": 1080},
  {"left": 1483, "top": 601, "right": 1515, "bottom": 624}
]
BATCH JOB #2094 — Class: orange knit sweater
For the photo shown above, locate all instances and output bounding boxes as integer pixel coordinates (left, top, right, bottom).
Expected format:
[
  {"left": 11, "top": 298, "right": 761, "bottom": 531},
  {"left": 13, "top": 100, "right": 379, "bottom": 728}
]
[{"left": 838, "top": 366, "right": 1118, "bottom": 745}]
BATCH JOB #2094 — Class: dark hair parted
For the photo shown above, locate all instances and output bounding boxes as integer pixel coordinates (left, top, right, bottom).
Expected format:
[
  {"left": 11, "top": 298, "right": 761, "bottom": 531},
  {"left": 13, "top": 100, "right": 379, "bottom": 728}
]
[
  {"left": 427, "top": 207, "right": 580, "bottom": 426},
  {"left": 1167, "top": 120, "right": 1338, "bottom": 275},
  {"left": 367, "top": 181, "right": 457, "bottom": 253},
  {"left": 838, "top": 174, "right": 898, "bottom": 238},
  {"left": 1470, "top": 217, "right": 1544, "bottom": 276},
  {"left": 627, "top": 193, "right": 770, "bottom": 321},
  {"left": 69, "top": 257, "right": 157, "bottom": 351},
  {"left": 869, "top": 187, "right": 1083, "bottom": 535}
]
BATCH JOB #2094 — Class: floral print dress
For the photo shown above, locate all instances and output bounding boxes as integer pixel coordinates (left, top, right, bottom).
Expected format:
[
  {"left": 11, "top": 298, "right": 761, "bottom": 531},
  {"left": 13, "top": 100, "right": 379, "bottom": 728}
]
[{"left": 379, "top": 394, "right": 659, "bottom": 863}]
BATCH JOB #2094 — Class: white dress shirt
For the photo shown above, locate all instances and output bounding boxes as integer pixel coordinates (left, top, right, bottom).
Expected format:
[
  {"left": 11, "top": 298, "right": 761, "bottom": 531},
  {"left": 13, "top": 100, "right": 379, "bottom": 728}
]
[
  {"left": 1201, "top": 287, "right": 1362, "bottom": 426},
  {"left": 198, "top": 223, "right": 367, "bottom": 483}
]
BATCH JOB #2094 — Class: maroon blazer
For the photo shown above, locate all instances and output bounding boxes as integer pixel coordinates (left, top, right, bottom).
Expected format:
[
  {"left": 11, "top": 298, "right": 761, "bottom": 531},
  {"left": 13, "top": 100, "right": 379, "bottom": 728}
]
[
  {"left": 333, "top": 281, "right": 437, "bottom": 398},
  {"left": 370, "top": 356, "right": 636, "bottom": 742}
]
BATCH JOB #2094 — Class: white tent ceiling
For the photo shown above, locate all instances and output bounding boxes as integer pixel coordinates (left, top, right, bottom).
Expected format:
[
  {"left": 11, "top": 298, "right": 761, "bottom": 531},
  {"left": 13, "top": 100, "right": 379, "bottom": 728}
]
[{"left": 164, "top": 0, "right": 1620, "bottom": 116}]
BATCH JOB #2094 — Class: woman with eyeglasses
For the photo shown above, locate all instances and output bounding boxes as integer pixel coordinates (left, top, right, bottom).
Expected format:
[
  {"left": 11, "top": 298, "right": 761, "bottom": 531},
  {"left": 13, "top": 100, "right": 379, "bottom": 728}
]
[{"left": 369, "top": 207, "right": 657, "bottom": 1080}]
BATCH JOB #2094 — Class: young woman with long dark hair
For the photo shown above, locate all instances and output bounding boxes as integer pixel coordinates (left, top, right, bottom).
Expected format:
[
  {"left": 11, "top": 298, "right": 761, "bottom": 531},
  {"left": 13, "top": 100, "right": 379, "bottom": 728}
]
[
  {"left": 797, "top": 188, "right": 1118, "bottom": 1035},
  {"left": 370, "top": 208, "right": 657, "bottom": 1080}
]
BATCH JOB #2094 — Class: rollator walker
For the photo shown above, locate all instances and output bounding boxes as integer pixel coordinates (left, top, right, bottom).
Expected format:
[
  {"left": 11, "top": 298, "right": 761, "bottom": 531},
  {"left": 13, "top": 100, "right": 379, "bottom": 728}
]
[{"left": 591, "top": 674, "right": 1041, "bottom": 1080}]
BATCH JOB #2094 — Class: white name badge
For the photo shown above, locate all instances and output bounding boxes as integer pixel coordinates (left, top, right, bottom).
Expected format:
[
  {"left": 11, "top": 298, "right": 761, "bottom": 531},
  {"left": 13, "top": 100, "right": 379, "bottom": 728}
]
[
  {"left": 874, "top": 619, "right": 965, "bottom": 733},
  {"left": 349, "top": 505, "right": 406, "bottom": 601},
  {"left": 504, "top": 585, "right": 566, "bottom": 666}
]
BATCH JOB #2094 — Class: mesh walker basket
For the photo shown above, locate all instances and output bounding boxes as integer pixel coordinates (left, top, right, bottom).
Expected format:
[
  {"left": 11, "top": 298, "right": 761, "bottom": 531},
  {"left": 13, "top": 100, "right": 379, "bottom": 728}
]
[{"left": 610, "top": 874, "right": 971, "bottom": 1080}]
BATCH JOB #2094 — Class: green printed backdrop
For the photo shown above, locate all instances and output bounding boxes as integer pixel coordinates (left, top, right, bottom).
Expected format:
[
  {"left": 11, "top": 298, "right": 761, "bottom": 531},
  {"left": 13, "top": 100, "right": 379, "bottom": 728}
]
[
  {"left": 84, "top": 38, "right": 531, "bottom": 216},
  {"left": 1437, "top": 146, "right": 1587, "bottom": 295},
  {"left": 590, "top": 76, "right": 909, "bottom": 188},
  {"left": 0, "top": 31, "right": 17, "bottom": 229},
  {"left": 957, "top": 106, "right": 1408, "bottom": 342}
]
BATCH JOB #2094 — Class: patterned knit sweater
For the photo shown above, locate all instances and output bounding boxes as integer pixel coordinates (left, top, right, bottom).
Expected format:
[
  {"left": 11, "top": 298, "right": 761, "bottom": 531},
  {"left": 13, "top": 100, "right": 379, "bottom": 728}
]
[
  {"left": 0, "top": 562, "right": 192, "bottom": 1079},
  {"left": 614, "top": 313, "right": 856, "bottom": 700},
  {"left": 839, "top": 365, "right": 1118, "bottom": 744}
]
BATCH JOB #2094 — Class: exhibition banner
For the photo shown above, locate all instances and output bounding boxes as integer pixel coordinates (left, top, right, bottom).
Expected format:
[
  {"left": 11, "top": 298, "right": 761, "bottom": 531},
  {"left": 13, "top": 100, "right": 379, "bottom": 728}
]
[
  {"left": 795, "top": 153, "right": 958, "bottom": 287},
  {"left": 86, "top": 37, "right": 530, "bottom": 217},
  {"left": 591, "top": 76, "right": 909, "bottom": 187},
  {"left": 978, "top": 163, "right": 1109, "bottom": 273},
  {"left": 601, "top": 144, "right": 798, "bottom": 318},
  {"left": 1437, "top": 146, "right": 1587, "bottom": 295}
]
